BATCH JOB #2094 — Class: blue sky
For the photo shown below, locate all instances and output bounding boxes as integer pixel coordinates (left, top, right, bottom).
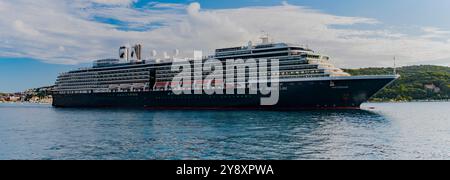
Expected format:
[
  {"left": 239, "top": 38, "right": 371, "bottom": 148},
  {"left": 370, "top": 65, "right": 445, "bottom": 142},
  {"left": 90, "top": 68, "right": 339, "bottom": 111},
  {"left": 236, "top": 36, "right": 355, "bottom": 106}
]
[
  {"left": 0, "top": 59, "right": 84, "bottom": 92},
  {"left": 1, "top": 0, "right": 450, "bottom": 92},
  {"left": 134, "top": 0, "right": 450, "bottom": 28}
]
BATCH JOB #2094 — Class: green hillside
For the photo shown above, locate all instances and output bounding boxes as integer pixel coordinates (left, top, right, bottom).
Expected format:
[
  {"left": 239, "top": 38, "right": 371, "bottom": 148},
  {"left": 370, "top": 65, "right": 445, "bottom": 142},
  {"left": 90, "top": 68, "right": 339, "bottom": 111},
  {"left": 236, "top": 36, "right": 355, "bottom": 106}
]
[{"left": 345, "top": 65, "right": 450, "bottom": 101}]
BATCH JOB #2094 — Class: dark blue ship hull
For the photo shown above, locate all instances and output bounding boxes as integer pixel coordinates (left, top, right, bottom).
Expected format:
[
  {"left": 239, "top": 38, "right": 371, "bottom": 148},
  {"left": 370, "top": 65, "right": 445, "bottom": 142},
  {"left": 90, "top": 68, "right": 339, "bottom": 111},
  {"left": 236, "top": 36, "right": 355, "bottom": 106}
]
[{"left": 52, "top": 76, "right": 397, "bottom": 110}]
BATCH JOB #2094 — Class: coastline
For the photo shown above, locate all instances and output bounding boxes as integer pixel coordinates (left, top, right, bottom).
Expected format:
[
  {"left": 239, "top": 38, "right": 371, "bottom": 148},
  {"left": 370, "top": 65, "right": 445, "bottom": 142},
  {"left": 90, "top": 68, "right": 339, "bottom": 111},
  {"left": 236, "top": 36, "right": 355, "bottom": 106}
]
[
  {"left": 0, "top": 101, "right": 52, "bottom": 105},
  {"left": 368, "top": 99, "right": 449, "bottom": 103},
  {"left": 1, "top": 100, "right": 448, "bottom": 106}
]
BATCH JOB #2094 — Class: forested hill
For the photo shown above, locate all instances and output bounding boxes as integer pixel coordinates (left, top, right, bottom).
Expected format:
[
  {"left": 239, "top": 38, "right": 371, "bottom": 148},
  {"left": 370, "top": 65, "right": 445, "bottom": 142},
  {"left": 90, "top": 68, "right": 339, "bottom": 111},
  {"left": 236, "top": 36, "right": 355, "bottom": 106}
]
[{"left": 344, "top": 65, "right": 450, "bottom": 101}]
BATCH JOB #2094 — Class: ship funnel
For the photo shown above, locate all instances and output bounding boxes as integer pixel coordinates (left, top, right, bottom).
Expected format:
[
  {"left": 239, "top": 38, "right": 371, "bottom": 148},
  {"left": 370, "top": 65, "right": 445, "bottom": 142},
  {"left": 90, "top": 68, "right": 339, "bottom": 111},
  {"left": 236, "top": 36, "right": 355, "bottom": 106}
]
[
  {"left": 119, "top": 46, "right": 129, "bottom": 61},
  {"left": 130, "top": 44, "right": 142, "bottom": 61}
]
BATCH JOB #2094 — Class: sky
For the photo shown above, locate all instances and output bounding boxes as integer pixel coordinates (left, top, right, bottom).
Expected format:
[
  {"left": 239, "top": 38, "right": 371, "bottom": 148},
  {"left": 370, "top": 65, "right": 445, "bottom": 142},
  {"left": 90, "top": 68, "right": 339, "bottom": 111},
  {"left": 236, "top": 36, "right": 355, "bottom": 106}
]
[{"left": 1, "top": 0, "right": 450, "bottom": 92}]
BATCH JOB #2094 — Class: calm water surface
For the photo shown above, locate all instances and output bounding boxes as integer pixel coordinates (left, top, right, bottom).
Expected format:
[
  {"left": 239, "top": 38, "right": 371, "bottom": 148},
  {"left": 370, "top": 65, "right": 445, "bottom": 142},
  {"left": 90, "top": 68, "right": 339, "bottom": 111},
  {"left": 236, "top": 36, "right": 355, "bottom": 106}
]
[{"left": 0, "top": 102, "right": 449, "bottom": 160}]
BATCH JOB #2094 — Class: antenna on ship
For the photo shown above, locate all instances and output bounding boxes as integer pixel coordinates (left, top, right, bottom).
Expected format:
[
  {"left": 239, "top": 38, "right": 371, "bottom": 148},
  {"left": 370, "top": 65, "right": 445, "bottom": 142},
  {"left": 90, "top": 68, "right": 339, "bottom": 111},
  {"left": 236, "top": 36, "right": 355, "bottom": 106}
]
[
  {"left": 393, "top": 56, "right": 397, "bottom": 75},
  {"left": 151, "top": 50, "right": 157, "bottom": 57},
  {"left": 260, "top": 31, "right": 270, "bottom": 44},
  {"left": 173, "top": 49, "right": 180, "bottom": 58},
  {"left": 163, "top": 51, "right": 169, "bottom": 59},
  {"left": 247, "top": 41, "right": 253, "bottom": 49}
]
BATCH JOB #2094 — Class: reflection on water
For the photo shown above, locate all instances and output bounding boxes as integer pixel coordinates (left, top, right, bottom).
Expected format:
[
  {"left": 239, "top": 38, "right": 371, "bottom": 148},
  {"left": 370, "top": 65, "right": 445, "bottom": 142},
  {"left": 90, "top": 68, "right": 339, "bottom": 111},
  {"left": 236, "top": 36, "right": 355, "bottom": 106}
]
[{"left": 0, "top": 102, "right": 449, "bottom": 160}]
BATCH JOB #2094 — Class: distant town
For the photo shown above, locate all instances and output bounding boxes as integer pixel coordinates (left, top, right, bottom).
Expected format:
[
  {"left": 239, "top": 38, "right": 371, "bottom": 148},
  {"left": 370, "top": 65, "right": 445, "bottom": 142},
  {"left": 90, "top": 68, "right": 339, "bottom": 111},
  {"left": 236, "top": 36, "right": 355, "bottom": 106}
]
[{"left": 0, "top": 86, "right": 54, "bottom": 104}]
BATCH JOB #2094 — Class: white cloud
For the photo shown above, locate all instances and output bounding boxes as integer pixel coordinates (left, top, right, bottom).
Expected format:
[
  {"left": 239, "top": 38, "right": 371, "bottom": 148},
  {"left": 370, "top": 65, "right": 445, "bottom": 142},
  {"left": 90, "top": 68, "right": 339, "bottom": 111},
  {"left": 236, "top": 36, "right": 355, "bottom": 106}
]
[
  {"left": 147, "top": 2, "right": 187, "bottom": 9},
  {"left": 0, "top": 1, "right": 4, "bottom": 11},
  {"left": 421, "top": 27, "right": 450, "bottom": 39},
  {"left": 59, "top": 46, "right": 66, "bottom": 52},
  {"left": 0, "top": 0, "right": 449, "bottom": 67},
  {"left": 89, "top": 0, "right": 135, "bottom": 6},
  {"left": 423, "top": 27, "right": 450, "bottom": 34},
  {"left": 13, "top": 20, "right": 42, "bottom": 36}
]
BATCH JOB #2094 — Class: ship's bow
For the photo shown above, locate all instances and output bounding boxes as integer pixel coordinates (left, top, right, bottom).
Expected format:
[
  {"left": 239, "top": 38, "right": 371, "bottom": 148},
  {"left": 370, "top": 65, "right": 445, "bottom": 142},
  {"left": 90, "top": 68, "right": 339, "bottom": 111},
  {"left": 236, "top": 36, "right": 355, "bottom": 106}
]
[{"left": 278, "top": 75, "right": 399, "bottom": 110}]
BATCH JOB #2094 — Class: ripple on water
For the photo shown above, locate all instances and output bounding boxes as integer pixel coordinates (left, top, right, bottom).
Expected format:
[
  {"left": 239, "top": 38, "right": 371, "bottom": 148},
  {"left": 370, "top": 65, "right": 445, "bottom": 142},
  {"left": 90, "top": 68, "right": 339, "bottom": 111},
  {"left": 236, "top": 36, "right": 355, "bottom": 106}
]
[{"left": 0, "top": 102, "right": 449, "bottom": 160}]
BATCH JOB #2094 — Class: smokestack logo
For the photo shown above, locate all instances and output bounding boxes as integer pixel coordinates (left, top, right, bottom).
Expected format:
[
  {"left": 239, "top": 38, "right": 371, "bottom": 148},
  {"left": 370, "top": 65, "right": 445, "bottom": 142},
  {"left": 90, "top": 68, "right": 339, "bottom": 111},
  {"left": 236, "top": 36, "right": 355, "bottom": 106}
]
[
  {"left": 119, "top": 46, "right": 128, "bottom": 60},
  {"left": 130, "top": 44, "right": 142, "bottom": 60},
  {"left": 119, "top": 44, "right": 142, "bottom": 61}
]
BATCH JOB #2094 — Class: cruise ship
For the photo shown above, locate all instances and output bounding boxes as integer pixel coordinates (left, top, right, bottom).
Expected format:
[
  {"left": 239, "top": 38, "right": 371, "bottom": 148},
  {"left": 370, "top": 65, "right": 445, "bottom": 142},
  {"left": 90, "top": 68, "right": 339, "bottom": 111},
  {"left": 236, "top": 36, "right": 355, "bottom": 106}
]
[{"left": 52, "top": 36, "right": 398, "bottom": 109}]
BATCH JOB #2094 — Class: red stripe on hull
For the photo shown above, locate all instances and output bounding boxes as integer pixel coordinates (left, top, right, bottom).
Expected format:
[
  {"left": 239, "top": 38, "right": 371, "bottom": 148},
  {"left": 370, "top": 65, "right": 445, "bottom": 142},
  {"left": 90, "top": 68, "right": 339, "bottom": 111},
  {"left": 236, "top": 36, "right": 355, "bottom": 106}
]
[{"left": 144, "top": 106, "right": 361, "bottom": 111}]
